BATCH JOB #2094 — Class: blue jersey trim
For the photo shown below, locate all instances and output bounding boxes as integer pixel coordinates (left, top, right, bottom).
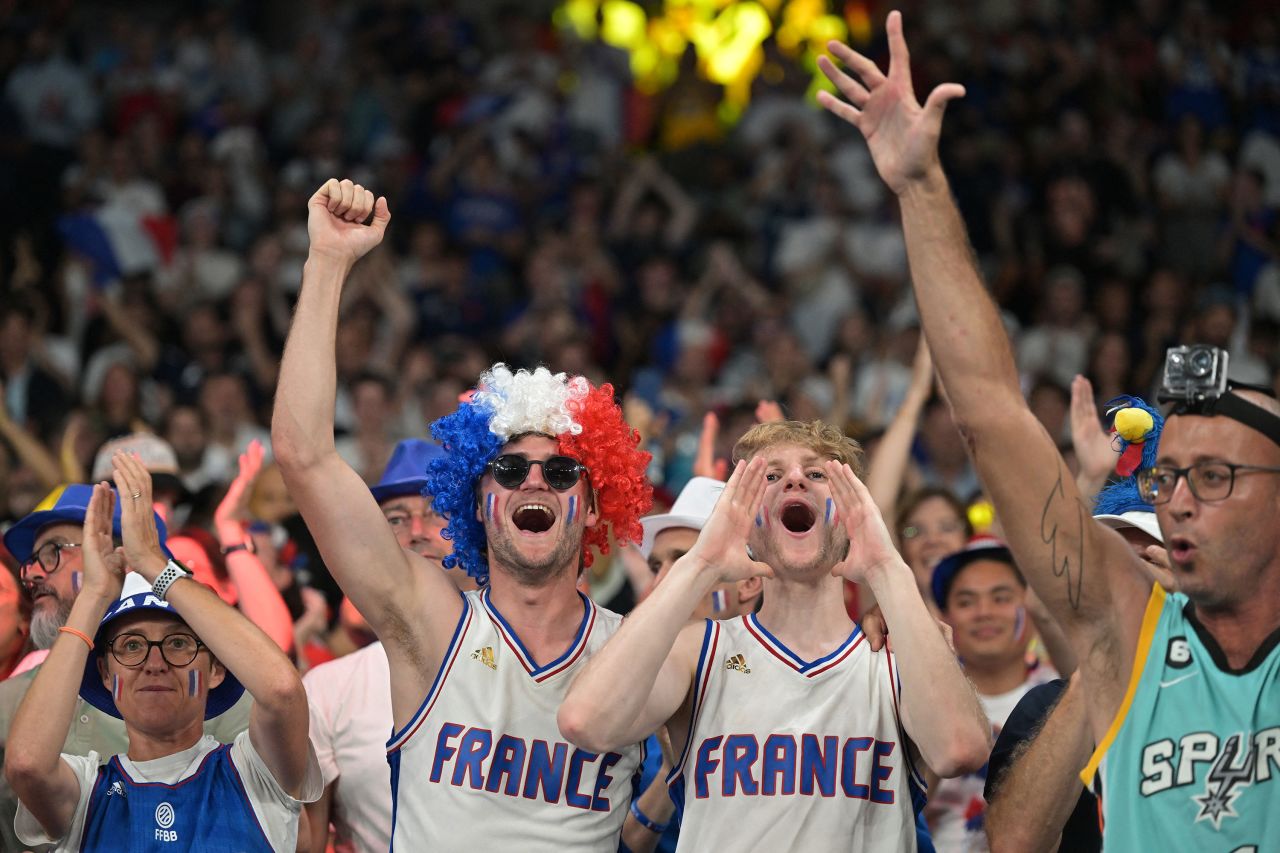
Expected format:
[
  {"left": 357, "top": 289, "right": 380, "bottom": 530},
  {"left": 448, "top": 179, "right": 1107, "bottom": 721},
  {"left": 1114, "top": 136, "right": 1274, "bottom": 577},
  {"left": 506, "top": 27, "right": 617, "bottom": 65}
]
[
  {"left": 746, "top": 612, "right": 863, "bottom": 672},
  {"left": 482, "top": 586, "right": 593, "bottom": 677},
  {"left": 388, "top": 749, "right": 402, "bottom": 853},
  {"left": 386, "top": 596, "right": 472, "bottom": 749},
  {"left": 666, "top": 619, "right": 719, "bottom": 788}
]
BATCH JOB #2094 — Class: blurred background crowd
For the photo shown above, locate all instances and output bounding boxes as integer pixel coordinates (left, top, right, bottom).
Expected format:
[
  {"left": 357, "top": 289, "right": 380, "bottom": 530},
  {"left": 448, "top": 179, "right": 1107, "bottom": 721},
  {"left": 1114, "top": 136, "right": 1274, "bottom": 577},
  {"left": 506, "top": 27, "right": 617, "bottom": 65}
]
[{"left": 0, "top": 0, "right": 1278, "bottom": 665}]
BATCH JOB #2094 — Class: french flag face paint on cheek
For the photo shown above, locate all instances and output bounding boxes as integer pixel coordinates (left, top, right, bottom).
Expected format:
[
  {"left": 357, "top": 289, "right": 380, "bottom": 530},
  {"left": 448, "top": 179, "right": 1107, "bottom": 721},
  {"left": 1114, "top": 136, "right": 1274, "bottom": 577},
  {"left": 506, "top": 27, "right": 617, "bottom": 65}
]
[
  {"left": 188, "top": 669, "right": 203, "bottom": 697},
  {"left": 825, "top": 498, "right": 836, "bottom": 526},
  {"left": 567, "top": 495, "right": 577, "bottom": 525},
  {"left": 1014, "top": 606, "right": 1026, "bottom": 642},
  {"left": 485, "top": 492, "right": 495, "bottom": 522},
  {"left": 71, "top": 571, "right": 83, "bottom": 594},
  {"left": 111, "top": 675, "right": 122, "bottom": 703},
  {"left": 711, "top": 589, "right": 728, "bottom": 614}
]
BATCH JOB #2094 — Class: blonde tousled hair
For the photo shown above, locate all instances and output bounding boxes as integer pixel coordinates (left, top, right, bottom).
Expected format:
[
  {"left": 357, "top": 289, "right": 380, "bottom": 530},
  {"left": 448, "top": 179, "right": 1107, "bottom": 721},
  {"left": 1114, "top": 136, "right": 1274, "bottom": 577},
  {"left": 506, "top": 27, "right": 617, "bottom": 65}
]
[{"left": 732, "top": 420, "right": 865, "bottom": 477}]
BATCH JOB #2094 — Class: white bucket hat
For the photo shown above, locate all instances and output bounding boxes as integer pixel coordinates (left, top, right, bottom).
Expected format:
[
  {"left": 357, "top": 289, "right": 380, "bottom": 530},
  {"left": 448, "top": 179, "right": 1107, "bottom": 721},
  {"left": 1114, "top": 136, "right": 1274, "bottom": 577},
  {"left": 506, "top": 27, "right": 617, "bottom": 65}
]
[{"left": 639, "top": 477, "right": 726, "bottom": 558}]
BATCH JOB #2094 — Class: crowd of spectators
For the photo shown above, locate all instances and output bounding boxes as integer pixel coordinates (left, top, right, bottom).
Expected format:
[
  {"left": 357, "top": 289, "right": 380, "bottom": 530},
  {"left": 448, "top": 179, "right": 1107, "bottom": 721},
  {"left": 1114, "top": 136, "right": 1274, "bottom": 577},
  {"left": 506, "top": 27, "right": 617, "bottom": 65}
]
[{"left": 0, "top": 0, "right": 1277, "bottom": 669}]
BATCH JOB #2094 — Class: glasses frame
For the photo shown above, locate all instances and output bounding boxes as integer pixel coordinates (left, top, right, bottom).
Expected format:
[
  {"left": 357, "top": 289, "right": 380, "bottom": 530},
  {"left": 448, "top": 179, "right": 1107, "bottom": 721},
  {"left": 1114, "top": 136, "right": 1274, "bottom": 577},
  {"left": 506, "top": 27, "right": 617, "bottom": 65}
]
[
  {"left": 900, "top": 520, "right": 966, "bottom": 541},
  {"left": 107, "top": 632, "right": 206, "bottom": 668},
  {"left": 485, "top": 455, "right": 588, "bottom": 492},
  {"left": 1137, "top": 461, "right": 1280, "bottom": 505},
  {"left": 19, "top": 541, "right": 83, "bottom": 581}
]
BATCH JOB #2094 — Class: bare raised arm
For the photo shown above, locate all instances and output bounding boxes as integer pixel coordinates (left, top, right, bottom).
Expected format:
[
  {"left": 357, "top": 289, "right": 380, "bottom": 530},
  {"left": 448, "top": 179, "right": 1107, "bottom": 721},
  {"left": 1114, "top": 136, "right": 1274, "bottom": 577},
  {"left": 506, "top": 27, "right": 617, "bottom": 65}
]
[
  {"left": 817, "top": 12, "right": 1150, "bottom": 731},
  {"left": 559, "top": 458, "right": 773, "bottom": 753},
  {"left": 272, "top": 180, "right": 462, "bottom": 680},
  {"left": 5, "top": 483, "right": 124, "bottom": 841},
  {"left": 865, "top": 337, "right": 933, "bottom": 524},
  {"left": 113, "top": 452, "right": 314, "bottom": 795}
]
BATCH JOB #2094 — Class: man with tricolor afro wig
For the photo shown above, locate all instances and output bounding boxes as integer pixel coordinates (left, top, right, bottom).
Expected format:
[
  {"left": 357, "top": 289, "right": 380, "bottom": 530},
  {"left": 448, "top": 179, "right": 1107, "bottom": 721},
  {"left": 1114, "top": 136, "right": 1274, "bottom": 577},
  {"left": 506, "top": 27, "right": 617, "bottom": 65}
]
[
  {"left": 275, "top": 180, "right": 651, "bottom": 851},
  {"left": 428, "top": 363, "right": 652, "bottom": 585}
]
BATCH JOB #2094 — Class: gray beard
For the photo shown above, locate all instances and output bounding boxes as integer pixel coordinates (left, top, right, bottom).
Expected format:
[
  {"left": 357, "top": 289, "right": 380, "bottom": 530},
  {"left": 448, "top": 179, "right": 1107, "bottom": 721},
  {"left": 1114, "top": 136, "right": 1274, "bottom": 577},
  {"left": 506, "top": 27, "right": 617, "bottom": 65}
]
[{"left": 30, "top": 596, "right": 75, "bottom": 650}]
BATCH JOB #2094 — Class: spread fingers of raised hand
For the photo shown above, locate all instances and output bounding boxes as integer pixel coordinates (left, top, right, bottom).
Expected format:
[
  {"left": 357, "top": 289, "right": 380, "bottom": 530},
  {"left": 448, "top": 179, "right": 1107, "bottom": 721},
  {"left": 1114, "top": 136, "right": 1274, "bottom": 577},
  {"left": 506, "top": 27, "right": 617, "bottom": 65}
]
[{"left": 825, "top": 39, "right": 885, "bottom": 89}]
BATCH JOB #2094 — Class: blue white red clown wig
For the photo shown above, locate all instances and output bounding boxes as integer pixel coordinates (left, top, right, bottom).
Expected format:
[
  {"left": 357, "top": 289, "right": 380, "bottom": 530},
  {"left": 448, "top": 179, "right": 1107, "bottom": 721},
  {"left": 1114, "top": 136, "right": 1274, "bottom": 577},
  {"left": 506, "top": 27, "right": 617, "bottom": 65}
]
[{"left": 426, "top": 364, "right": 652, "bottom": 583}]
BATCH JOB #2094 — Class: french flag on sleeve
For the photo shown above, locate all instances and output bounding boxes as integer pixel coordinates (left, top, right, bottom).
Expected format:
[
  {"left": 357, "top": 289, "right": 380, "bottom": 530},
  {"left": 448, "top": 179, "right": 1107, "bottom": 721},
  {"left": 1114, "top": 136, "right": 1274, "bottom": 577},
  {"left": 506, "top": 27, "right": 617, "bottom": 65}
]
[{"left": 57, "top": 202, "right": 177, "bottom": 287}]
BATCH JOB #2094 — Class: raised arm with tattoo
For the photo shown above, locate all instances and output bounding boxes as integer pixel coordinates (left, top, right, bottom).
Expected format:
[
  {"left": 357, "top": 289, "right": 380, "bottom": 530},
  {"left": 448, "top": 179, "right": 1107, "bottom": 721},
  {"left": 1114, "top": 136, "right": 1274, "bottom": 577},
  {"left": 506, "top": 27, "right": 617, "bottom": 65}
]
[{"left": 818, "top": 12, "right": 1149, "bottom": 743}]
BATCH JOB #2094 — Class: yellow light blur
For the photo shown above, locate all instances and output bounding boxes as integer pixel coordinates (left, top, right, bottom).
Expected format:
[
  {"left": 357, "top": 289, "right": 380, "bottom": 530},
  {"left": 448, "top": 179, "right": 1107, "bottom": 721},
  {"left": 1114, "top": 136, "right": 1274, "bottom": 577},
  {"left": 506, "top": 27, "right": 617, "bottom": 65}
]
[
  {"left": 601, "top": 0, "right": 647, "bottom": 48},
  {"left": 554, "top": 0, "right": 859, "bottom": 126},
  {"left": 557, "top": 0, "right": 600, "bottom": 39}
]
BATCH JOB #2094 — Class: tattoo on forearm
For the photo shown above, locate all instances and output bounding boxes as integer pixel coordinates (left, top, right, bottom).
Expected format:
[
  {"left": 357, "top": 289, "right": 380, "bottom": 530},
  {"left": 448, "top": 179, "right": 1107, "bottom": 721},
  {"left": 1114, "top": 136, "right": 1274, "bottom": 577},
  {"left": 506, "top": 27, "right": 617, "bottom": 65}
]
[{"left": 1039, "top": 471, "right": 1086, "bottom": 610}]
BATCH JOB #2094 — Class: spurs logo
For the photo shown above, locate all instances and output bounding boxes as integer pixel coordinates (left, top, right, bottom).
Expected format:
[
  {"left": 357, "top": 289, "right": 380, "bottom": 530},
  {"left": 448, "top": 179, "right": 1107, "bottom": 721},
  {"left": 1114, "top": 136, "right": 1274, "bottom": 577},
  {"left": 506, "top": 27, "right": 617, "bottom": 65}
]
[{"left": 1193, "top": 734, "right": 1256, "bottom": 830}]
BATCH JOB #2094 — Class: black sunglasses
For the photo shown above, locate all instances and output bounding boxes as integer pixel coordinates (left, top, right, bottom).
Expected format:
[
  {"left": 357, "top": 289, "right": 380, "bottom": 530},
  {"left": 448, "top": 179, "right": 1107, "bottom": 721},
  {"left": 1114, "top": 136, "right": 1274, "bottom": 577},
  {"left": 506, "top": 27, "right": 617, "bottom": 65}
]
[{"left": 486, "top": 455, "right": 588, "bottom": 491}]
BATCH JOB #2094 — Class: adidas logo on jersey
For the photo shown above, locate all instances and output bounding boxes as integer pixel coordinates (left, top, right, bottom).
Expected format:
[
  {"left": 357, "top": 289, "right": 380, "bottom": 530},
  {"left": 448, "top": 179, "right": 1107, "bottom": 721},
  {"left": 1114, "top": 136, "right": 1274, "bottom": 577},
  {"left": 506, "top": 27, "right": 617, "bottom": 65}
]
[
  {"left": 471, "top": 647, "right": 496, "bottom": 670},
  {"left": 725, "top": 653, "right": 751, "bottom": 674}
]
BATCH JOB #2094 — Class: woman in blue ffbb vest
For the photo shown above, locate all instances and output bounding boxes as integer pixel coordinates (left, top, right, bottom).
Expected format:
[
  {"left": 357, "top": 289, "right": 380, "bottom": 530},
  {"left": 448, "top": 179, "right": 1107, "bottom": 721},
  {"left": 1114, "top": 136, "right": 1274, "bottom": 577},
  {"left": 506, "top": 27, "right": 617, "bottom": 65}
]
[{"left": 5, "top": 451, "right": 322, "bottom": 852}]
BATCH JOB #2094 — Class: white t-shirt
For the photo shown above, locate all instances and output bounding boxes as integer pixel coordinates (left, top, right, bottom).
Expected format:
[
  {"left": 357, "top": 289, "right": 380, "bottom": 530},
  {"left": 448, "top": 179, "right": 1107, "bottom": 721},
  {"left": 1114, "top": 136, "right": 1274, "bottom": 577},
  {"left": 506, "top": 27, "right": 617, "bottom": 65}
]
[
  {"left": 15, "top": 730, "right": 322, "bottom": 852},
  {"left": 303, "top": 640, "right": 394, "bottom": 853},
  {"left": 927, "top": 662, "right": 1059, "bottom": 852}
]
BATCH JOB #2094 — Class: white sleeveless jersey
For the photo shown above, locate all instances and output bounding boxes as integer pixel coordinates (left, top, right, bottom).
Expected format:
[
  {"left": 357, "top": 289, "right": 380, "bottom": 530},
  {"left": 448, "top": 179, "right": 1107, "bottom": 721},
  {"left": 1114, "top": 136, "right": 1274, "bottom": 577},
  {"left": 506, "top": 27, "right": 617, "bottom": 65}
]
[
  {"left": 670, "top": 615, "right": 926, "bottom": 852},
  {"left": 387, "top": 588, "right": 642, "bottom": 852}
]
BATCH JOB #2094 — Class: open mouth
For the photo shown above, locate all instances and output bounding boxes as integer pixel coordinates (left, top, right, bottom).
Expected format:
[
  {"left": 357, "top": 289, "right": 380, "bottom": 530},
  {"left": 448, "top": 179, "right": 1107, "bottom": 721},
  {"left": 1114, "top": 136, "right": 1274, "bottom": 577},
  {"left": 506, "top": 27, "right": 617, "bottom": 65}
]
[
  {"left": 1169, "top": 537, "right": 1196, "bottom": 562},
  {"left": 513, "top": 504, "right": 557, "bottom": 533},
  {"left": 780, "top": 501, "right": 816, "bottom": 534}
]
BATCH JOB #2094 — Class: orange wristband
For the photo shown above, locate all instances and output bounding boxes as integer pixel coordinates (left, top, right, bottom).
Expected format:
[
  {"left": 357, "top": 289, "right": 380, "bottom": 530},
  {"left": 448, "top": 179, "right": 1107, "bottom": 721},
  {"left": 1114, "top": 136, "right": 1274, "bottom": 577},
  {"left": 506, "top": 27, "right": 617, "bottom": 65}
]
[{"left": 57, "top": 626, "right": 94, "bottom": 652}]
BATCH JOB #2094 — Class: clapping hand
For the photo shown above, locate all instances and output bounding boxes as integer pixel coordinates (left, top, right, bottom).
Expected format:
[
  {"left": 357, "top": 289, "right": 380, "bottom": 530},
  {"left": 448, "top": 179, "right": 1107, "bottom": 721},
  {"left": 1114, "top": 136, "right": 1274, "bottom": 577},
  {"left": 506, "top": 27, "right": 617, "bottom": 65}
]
[
  {"left": 81, "top": 483, "right": 127, "bottom": 603},
  {"left": 111, "top": 452, "right": 168, "bottom": 580},
  {"left": 1070, "top": 375, "right": 1116, "bottom": 487},
  {"left": 215, "top": 439, "right": 265, "bottom": 543}
]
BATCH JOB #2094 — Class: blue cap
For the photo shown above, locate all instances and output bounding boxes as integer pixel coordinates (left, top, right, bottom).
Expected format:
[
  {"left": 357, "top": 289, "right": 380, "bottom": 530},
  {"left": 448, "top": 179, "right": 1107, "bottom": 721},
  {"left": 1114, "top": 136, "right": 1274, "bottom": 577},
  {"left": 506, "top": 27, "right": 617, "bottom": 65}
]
[
  {"left": 370, "top": 439, "right": 446, "bottom": 504},
  {"left": 931, "top": 536, "right": 1017, "bottom": 608},
  {"left": 80, "top": 573, "right": 244, "bottom": 720},
  {"left": 4, "top": 484, "right": 170, "bottom": 564}
]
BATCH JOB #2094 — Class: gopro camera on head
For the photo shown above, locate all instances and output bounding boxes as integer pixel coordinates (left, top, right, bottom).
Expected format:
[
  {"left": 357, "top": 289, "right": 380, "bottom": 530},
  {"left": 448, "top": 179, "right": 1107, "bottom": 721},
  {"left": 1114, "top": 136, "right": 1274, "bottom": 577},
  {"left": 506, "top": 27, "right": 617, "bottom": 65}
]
[{"left": 1158, "top": 345, "right": 1229, "bottom": 405}]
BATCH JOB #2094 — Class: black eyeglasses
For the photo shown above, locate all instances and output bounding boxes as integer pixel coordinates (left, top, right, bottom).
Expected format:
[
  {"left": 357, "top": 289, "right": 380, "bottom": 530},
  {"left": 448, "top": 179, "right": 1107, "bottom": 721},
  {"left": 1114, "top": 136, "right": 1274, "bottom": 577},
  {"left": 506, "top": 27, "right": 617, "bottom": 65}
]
[
  {"left": 19, "top": 541, "right": 82, "bottom": 581},
  {"left": 108, "top": 632, "right": 205, "bottom": 668},
  {"left": 486, "top": 455, "right": 588, "bottom": 491},
  {"left": 1137, "top": 462, "right": 1280, "bottom": 505}
]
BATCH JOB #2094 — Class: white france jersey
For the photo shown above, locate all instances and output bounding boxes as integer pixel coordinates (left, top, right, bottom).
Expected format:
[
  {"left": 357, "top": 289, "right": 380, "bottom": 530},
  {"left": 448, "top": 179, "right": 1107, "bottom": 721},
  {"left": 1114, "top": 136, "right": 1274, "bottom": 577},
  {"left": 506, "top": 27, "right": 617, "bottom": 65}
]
[
  {"left": 670, "top": 615, "right": 926, "bottom": 852},
  {"left": 387, "top": 588, "right": 642, "bottom": 852}
]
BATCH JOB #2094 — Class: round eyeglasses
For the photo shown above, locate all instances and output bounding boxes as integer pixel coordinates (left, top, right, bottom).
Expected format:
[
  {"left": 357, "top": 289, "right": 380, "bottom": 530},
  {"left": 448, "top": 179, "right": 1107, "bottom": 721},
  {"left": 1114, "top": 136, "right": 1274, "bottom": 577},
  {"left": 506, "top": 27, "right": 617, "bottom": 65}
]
[
  {"left": 486, "top": 455, "right": 588, "bottom": 491},
  {"left": 108, "top": 632, "right": 205, "bottom": 668},
  {"left": 19, "top": 541, "right": 82, "bottom": 582},
  {"left": 1137, "top": 462, "right": 1280, "bottom": 505}
]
